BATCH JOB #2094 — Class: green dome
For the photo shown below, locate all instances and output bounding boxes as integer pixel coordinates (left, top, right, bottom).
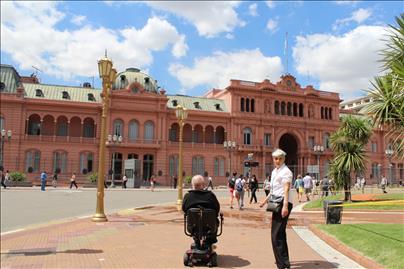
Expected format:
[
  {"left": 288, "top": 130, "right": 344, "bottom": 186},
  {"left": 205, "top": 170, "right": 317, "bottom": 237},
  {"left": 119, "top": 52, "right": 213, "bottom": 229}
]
[{"left": 113, "top": 68, "right": 158, "bottom": 93}]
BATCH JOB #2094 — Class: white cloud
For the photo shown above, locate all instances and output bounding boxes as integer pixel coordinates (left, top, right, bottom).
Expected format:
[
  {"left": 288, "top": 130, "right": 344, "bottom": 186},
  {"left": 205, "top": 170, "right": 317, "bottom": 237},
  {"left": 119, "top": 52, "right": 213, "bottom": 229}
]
[
  {"left": 293, "top": 25, "right": 386, "bottom": 99},
  {"left": 333, "top": 8, "right": 372, "bottom": 30},
  {"left": 266, "top": 19, "right": 278, "bottom": 33},
  {"left": 146, "top": 1, "right": 244, "bottom": 38},
  {"left": 266, "top": 1, "right": 275, "bottom": 9},
  {"left": 71, "top": 15, "right": 86, "bottom": 26},
  {"left": 226, "top": 33, "right": 235, "bottom": 39},
  {"left": 335, "top": 1, "right": 359, "bottom": 5},
  {"left": 1, "top": 2, "right": 188, "bottom": 80},
  {"left": 169, "top": 49, "right": 283, "bottom": 90},
  {"left": 248, "top": 3, "right": 258, "bottom": 17}
]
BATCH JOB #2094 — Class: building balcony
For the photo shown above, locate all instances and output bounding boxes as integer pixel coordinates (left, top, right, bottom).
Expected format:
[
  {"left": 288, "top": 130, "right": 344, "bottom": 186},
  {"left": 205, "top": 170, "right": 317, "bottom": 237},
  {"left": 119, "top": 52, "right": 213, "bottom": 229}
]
[
  {"left": 25, "top": 135, "right": 97, "bottom": 144},
  {"left": 121, "top": 138, "right": 161, "bottom": 149},
  {"left": 167, "top": 141, "right": 223, "bottom": 150},
  {"left": 238, "top": 144, "right": 262, "bottom": 152}
]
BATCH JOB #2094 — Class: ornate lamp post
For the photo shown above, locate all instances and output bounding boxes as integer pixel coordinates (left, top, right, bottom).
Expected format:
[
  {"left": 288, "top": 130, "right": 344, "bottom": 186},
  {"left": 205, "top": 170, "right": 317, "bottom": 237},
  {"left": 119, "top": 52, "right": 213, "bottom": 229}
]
[
  {"left": 313, "top": 145, "right": 324, "bottom": 180},
  {"left": 385, "top": 148, "right": 394, "bottom": 185},
  {"left": 107, "top": 134, "right": 123, "bottom": 188},
  {"left": 223, "top": 140, "right": 236, "bottom": 176},
  {"left": 0, "top": 129, "right": 12, "bottom": 170},
  {"left": 92, "top": 55, "right": 117, "bottom": 222},
  {"left": 175, "top": 105, "right": 188, "bottom": 209}
]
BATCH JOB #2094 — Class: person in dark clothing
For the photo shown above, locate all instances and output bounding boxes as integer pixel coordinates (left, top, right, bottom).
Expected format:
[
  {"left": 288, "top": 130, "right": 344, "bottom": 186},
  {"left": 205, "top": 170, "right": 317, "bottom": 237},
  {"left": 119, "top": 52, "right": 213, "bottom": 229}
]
[
  {"left": 249, "top": 174, "right": 259, "bottom": 204},
  {"left": 1, "top": 170, "right": 6, "bottom": 189},
  {"left": 182, "top": 175, "right": 220, "bottom": 245},
  {"left": 173, "top": 175, "right": 178, "bottom": 189}
]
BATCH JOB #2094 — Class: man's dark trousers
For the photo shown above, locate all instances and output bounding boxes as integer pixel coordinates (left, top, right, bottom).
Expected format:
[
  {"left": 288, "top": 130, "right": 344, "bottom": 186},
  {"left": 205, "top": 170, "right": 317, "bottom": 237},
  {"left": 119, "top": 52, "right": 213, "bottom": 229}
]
[{"left": 271, "top": 202, "right": 293, "bottom": 269}]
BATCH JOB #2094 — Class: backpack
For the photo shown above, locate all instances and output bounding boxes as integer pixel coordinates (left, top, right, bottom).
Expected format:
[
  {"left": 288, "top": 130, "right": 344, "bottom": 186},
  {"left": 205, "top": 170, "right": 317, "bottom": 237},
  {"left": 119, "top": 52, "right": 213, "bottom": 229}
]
[
  {"left": 228, "top": 177, "right": 235, "bottom": 189},
  {"left": 315, "top": 181, "right": 320, "bottom": 187},
  {"left": 236, "top": 180, "right": 244, "bottom": 192}
]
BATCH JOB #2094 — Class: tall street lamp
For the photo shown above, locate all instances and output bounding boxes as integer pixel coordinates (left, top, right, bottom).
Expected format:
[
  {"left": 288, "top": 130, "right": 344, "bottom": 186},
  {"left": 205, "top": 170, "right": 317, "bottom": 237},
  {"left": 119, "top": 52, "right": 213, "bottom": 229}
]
[
  {"left": 175, "top": 105, "right": 188, "bottom": 209},
  {"left": 385, "top": 148, "right": 394, "bottom": 185},
  {"left": 92, "top": 55, "right": 117, "bottom": 222},
  {"left": 223, "top": 140, "right": 236, "bottom": 176},
  {"left": 313, "top": 145, "right": 324, "bottom": 180},
  {"left": 0, "top": 129, "right": 12, "bottom": 170},
  {"left": 107, "top": 134, "right": 123, "bottom": 188}
]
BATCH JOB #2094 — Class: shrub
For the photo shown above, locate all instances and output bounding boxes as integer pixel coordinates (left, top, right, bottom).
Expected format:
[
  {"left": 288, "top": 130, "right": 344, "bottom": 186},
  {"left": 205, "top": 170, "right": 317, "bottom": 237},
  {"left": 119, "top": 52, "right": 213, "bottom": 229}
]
[
  {"left": 87, "top": 172, "right": 98, "bottom": 183},
  {"left": 10, "top": 171, "right": 27, "bottom": 182},
  {"left": 185, "top": 175, "right": 192, "bottom": 184}
]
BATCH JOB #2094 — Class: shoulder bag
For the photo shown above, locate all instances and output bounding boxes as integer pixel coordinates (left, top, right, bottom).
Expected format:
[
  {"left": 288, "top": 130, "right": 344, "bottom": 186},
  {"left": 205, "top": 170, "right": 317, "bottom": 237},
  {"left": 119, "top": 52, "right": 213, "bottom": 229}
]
[{"left": 266, "top": 174, "right": 284, "bottom": 213}]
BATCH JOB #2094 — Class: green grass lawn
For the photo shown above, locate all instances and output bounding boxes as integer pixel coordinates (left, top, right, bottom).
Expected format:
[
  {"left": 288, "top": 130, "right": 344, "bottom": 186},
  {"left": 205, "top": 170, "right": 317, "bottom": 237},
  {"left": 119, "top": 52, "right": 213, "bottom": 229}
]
[
  {"left": 304, "top": 192, "right": 404, "bottom": 210},
  {"left": 318, "top": 224, "right": 404, "bottom": 269}
]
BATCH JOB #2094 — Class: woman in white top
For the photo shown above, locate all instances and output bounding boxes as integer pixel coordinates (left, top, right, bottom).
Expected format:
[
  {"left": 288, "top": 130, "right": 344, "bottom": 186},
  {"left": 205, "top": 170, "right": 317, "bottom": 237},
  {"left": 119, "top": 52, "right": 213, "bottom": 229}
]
[{"left": 260, "top": 149, "right": 293, "bottom": 269}]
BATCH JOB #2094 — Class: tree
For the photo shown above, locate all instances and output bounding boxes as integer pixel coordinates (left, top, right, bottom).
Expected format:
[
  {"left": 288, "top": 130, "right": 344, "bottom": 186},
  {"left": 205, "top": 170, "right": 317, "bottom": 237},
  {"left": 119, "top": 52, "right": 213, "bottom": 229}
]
[
  {"left": 362, "top": 14, "right": 404, "bottom": 159},
  {"left": 329, "top": 115, "right": 372, "bottom": 201}
]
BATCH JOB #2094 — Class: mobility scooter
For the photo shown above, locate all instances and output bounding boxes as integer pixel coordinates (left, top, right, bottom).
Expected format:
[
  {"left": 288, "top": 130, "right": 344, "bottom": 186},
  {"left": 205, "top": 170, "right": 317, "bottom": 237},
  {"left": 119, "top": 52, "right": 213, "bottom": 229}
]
[{"left": 183, "top": 208, "right": 224, "bottom": 267}]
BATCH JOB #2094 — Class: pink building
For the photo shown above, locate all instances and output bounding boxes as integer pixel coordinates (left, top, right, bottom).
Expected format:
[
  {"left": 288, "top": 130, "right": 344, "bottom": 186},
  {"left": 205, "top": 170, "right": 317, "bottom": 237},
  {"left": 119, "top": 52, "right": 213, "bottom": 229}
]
[{"left": 0, "top": 64, "right": 402, "bottom": 186}]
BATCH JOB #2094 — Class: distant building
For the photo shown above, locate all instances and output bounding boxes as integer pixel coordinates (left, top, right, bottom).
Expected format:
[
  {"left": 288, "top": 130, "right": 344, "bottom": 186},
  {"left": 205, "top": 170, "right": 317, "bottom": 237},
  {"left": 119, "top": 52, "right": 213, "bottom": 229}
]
[{"left": 0, "top": 64, "right": 402, "bottom": 185}]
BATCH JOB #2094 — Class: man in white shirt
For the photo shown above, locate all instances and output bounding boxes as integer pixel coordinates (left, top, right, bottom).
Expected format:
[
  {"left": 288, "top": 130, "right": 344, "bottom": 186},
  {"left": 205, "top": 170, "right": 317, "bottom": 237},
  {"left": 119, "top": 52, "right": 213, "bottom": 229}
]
[
  {"left": 302, "top": 173, "right": 313, "bottom": 201},
  {"left": 259, "top": 149, "right": 293, "bottom": 269}
]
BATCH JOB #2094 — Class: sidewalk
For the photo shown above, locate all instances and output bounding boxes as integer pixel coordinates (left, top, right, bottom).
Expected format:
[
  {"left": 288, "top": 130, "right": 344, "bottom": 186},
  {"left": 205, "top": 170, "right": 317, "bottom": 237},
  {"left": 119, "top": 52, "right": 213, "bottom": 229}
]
[{"left": 1, "top": 201, "right": 335, "bottom": 269}]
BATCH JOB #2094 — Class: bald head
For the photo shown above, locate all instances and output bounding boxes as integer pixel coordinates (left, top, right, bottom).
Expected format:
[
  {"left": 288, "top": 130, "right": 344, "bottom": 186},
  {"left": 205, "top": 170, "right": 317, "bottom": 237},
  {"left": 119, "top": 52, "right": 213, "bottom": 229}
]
[{"left": 191, "top": 175, "right": 206, "bottom": 190}]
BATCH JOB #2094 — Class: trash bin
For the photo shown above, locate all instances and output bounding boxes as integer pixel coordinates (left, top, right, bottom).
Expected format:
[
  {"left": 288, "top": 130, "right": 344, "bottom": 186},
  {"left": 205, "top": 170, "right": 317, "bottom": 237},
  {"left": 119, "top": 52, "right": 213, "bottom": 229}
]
[{"left": 323, "top": 200, "right": 343, "bottom": 224}]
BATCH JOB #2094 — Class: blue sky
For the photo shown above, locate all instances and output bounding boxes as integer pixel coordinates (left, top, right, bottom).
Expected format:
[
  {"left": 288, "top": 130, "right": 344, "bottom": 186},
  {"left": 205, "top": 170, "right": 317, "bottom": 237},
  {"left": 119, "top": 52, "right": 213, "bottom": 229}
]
[{"left": 1, "top": 1, "right": 403, "bottom": 100}]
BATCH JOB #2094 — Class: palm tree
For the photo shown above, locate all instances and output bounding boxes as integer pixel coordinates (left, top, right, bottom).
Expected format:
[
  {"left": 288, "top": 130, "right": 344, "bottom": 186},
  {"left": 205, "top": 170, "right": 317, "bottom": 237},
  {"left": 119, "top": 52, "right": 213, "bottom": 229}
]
[
  {"left": 329, "top": 115, "right": 372, "bottom": 201},
  {"left": 362, "top": 14, "right": 404, "bottom": 159}
]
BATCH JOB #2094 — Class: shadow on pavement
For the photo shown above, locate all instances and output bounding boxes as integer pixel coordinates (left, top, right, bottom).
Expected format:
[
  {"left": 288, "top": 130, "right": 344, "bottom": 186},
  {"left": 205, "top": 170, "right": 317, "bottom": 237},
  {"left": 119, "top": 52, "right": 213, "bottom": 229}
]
[
  {"left": 291, "top": 260, "right": 337, "bottom": 269},
  {"left": 3, "top": 248, "right": 103, "bottom": 256},
  {"left": 217, "top": 255, "right": 251, "bottom": 267}
]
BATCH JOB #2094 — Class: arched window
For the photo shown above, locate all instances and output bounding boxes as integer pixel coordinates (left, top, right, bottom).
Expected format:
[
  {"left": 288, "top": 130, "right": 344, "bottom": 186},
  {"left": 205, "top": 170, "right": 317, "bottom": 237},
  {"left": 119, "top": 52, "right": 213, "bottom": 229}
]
[
  {"left": 251, "top": 99, "right": 255, "bottom": 113},
  {"left": 214, "top": 157, "right": 225, "bottom": 176},
  {"left": 299, "top": 103, "right": 304, "bottom": 117},
  {"left": 287, "top": 102, "right": 292, "bottom": 116},
  {"left": 328, "top": 107, "right": 332, "bottom": 120},
  {"left": 325, "top": 107, "right": 329, "bottom": 119},
  {"left": 281, "top": 102, "right": 286, "bottom": 115},
  {"left": 169, "top": 155, "right": 179, "bottom": 176},
  {"left": 128, "top": 120, "right": 139, "bottom": 142},
  {"left": 321, "top": 107, "right": 324, "bottom": 119},
  {"left": 83, "top": 118, "right": 95, "bottom": 138},
  {"left": 25, "top": 149, "right": 41, "bottom": 172},
  {"left": 80, "top": 152, "right": 93, "bottom": 174},
  {"left": 274, "top": 101, "right": 280, "bottom": 115},
  {"left": 56, "top": 116, "right": 68, "bottom": 136},
  {"left": 113, "top": 119, "right": 123, "bottom": 136},
  {"left": 53, "top": 151, "right": 68, "bottom": 173},
  {"left": 169, "top": 123, "right": 179, "bottom": 142},
  {"left": 144, "top": 121, "right": 154, "bottom": 141},
  {"left": 246, "top": 98, "right": 250, "bottom": 112},
  {"left": 27, "top": 114, "right": 41, "bottom": 135},
  {"left": 241, "top": 98, "right": 245, "bottom": 112},
  {"left": 192, "top": 156, "right": 205, "bottom": 175},
  {"left": 293, "top": 103, "right": 298, "bottom": 116},
  {"left": 323, "top": 133, "right": 330, "bottom": 149},
  {"left": 243, "top": 127, "right": 252, "bottom": 145}
]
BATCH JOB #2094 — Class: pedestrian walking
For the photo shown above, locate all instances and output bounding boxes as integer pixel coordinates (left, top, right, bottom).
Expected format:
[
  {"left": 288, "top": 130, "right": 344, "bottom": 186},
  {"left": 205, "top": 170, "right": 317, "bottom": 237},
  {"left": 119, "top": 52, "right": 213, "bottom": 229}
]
[
  {"left": 52, "top": 173, "right": 58, "bottom": 188},
  {"left": 259, "top": 149, "right": 293, "bottom": 269},
  {"left": 69, "top": 173, "right": 78, "bottom": 189},
  {"left": 122, "top": 174, "right": 128, "bottom": 189},
  {"left": 263, "top": 175, "right": 271, "bottom": 196},
  {"left": 293, "top": 175, "right": 304, "bottom": 202},
  {"left": 249, "top": 174, "right": 259, "bottom": 204},
  {"left": 173, "top": 175, "right": 178, "bottom": 189},
  {"left": 329, "top": 177, "right": 336, "bottom": 195},
  {"left": 228, "top": 172, "right": 237, "bottom": 209},
  {"left": 381, "top": 175, "right": 388, "bottom": 193},
  {"left": 1, "top": 170, "right": 6, "bottom": 189},
  {"left": 361, "top": 176, "right": 366, "bottom": 194},
  {"left": 40, "top": 171, "right": 47, "bottom": 191},
  {"left": 150, "top": 174, "right": 156, "bottom": 192},
  {"left": 322, "top": 176, "right": 329, "bottom": 197},
  {"left": 207, "top": 176, "right": 214, "bottom": 190},
  {"left": 303, "top": 173, "right": 313, "bottom": 201},
  {"left": 235, "top": 175, "right": 246, "bottom": 210}
]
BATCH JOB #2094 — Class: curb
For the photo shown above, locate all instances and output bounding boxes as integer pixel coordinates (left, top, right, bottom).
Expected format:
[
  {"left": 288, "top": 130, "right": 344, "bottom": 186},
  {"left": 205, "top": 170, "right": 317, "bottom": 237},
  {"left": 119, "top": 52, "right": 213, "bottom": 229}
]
[{"left": 308, "top": 224, "right": 385, "bottom": 269}]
